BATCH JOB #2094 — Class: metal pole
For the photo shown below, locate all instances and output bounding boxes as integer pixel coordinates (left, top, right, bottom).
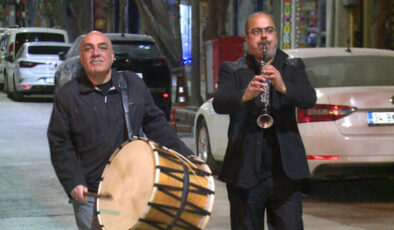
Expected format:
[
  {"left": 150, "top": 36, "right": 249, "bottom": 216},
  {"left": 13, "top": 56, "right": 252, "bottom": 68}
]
[
  {"left": 363, "top": 0, "right": 371, "bottom": 47},
  {"left": 349, "top": 7, "right": 354, "bottom": 47},
  {"left": 191, "top": 0, "right": 201, "bottom": 106}
]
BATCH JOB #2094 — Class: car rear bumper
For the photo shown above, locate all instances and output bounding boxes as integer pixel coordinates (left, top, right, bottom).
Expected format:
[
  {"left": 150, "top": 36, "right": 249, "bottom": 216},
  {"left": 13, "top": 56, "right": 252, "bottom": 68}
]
[
  {"left": 16, "top": 75, "right": 55, "bottom": 93},
  {"left": 18, "top": 85, "right": 54, "bottom": 94},
  {"left": 309, "top": 160, "right": 394, "bottom": 179},
  {"left": 299, "top": 122, "right": 394, "bottom": 179}
]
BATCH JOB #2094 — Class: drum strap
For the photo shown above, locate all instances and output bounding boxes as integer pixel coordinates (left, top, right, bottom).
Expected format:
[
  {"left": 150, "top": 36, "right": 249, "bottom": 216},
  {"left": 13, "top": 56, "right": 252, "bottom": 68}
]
[{"left": 118, "top": 71, "right": 133, "bottom": 140}]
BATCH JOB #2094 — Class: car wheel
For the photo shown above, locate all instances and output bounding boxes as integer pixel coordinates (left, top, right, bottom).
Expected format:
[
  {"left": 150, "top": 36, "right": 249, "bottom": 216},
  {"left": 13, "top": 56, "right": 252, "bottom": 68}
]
[
  {"left": 196, "top": 118, "right": 218, "bottom": 174},
  {"left": 13, "top": 76, "right": 23, "bottom": 101}
]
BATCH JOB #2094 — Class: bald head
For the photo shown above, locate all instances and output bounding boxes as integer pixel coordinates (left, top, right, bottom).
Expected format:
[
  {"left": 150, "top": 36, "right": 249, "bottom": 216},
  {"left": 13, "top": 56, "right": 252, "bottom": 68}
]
[
  {"left": 245, "top": 12, "right": 275, "bottom": 34},
  {"left": 80, "top": 31, "right": 113, "bottom": 51},
  {"left": 79, "top": 31, "right": 114, "bottom": 84}
]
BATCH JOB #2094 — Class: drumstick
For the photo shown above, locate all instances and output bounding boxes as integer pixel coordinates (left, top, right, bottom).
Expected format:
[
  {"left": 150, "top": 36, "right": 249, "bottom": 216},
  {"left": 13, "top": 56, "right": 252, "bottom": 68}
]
[{"left": 83, "top": 191, "right": 113, "bottom": 199}]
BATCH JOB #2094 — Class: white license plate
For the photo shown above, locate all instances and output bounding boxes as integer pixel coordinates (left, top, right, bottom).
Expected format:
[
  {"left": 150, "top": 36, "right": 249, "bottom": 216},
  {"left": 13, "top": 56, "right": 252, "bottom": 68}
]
[
  {"left": 44, "top": 77, "right": 54, "bottom": 83},
  {"left": 367, "top": 112, "right": 394, "bottom": 125}
]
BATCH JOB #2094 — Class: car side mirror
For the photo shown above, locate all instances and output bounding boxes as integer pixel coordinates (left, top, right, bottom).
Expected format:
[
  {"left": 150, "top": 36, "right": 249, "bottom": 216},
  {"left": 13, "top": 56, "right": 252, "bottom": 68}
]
[
  {"left": 58, "top": 51, "right": 66, "bottom": 61},
  {"left": 5, "top": 55, "right": 13, "bottom": 62}
]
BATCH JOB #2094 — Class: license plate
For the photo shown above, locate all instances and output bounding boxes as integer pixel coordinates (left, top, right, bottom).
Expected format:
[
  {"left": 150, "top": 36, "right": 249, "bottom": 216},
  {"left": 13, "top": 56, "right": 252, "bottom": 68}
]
[
  {"left": 44, "top": 77, "right": 54, "bottom": 83},
  {"left": 367, "top": 112, "right": 394, "bottom": 125}
]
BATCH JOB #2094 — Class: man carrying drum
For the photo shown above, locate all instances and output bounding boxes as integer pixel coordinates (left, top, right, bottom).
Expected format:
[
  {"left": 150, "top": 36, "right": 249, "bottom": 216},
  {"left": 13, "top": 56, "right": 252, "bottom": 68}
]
[{"left": 47, "top": 31, "right": 198, "bottom": 230}]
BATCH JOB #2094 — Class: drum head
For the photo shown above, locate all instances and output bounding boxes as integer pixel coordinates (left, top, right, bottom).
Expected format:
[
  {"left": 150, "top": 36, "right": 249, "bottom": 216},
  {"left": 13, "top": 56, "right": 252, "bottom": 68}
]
[{"left": 97, "top": 140, "right": 155, "bottom": 230}]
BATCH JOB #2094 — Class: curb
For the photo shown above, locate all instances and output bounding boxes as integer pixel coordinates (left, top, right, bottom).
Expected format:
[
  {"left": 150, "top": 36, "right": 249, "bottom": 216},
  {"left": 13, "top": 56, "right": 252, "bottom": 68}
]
[{"left": 173, "top": 106, "right": 198, "bottom": 133}]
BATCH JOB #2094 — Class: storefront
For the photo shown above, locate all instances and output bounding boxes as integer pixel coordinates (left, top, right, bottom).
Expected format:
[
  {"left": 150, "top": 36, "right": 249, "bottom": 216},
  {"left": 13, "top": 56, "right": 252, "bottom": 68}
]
[
  {"left": 277, "top": 0, "right": 392, "bottom": 49},
  {"left": 278, "top": 0, "right": 327, "bottom": 49}
]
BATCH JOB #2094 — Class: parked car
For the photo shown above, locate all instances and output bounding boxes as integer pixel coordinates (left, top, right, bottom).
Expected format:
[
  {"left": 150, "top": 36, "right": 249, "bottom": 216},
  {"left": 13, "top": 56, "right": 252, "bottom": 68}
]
[
  {"left": 0, "top": 27, "right": 9, "bottom": 42},
  {"left": 9, "top": 42, "right": 71, "bottom": 101},
  {"left": 2, "top": 27, "right": 69, "bottom": 97},
  {"left": 55, "top": 33, "right": 172, "bottom": 120},
  {"left": 0, "top": 27, "right": 9, "bottom": 41},
  {"left": 0, "top": 27, "right": 8, "bottom": 34},
  {"left": 194, "top": 47, "right": 394, "bottom": 178},
  {"left": 0, "top": 28, "right": 16, "bottom": 87}
]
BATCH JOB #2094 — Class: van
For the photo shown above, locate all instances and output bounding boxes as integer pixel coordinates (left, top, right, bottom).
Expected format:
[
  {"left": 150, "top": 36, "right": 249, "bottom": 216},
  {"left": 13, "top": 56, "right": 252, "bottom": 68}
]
[{"left": 1, "top": 27, "right": 69, "bottom": 97}]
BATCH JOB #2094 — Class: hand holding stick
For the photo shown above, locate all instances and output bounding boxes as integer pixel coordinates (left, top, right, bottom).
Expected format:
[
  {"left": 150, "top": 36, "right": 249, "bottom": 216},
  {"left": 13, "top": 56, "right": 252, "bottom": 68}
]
[{"left": 84, "top": 191, "right": 113, "bottom": 199}]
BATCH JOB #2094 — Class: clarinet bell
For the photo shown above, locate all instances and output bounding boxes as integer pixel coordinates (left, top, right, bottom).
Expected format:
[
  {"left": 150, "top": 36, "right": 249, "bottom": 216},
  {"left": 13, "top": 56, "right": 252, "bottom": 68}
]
[{"left": 257, "top": 113, "right": 273, "bottom": 129}]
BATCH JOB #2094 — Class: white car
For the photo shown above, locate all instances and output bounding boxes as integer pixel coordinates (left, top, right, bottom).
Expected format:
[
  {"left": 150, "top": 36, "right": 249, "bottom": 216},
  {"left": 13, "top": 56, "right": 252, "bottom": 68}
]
[
  {"left": 1, "top": 27, "right": 69, "bottom": 98},
  {"left": 10, "top": 42, "right": 70, "bottom": 101},
  {"left": 194, "top": 47, "right": 394, "bottom": 179}
]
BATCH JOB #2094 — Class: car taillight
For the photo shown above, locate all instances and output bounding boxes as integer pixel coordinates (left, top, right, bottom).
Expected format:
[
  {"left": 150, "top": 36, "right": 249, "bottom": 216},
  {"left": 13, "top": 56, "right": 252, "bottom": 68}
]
[
  {"left": 154, "top": 57, "right": 167, "bottom": 65},
  {"left": 19, "top": 61, "right": 41, "bottom": 68},
  {"left": 162, "top": 93, "right": 169, "bottom": 99},
  {"left": 307, "top": 155, "right": 339, "bottom": 160},
  {"left": 9, "top": 42, "right": 14, "bottom": 53},
  {"left": 297, "top": 104, "right": 356, "bottom": 123}
]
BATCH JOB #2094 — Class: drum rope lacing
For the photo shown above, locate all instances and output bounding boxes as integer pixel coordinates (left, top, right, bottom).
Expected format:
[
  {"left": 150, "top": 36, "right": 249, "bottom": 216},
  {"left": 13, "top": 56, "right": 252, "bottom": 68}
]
[
  {"left": 97, "top": 137, "right": 214, "bottom": 230},
  {"left": 138, "top": 148, "right": 213, "bottom": 230}
]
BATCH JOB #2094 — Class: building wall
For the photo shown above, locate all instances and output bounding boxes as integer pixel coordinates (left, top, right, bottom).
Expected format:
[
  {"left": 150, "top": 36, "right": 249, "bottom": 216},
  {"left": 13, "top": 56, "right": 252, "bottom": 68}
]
[
  {"left": 334, "top": 0, "right": 350, "bottom": 47},
  {"left": 238, "top": 0, "right": 257, "bottom": 35}
]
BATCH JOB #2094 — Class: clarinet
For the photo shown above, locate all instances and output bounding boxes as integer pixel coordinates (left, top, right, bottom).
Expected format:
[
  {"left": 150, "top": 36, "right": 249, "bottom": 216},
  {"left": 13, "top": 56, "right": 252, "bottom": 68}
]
[{"left": 256, "top": 43, "right": 274, "bottom": 129}]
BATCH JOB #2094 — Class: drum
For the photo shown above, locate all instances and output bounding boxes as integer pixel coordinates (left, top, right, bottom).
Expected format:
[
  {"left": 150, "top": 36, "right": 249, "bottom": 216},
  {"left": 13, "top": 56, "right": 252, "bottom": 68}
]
[{"left": 96, "top": 137, "right": 215, "bottom": 230}]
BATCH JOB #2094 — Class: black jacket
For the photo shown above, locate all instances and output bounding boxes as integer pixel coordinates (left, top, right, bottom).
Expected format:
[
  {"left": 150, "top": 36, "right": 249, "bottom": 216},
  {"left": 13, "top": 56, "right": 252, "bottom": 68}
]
[
  {"left": 212, "top": 49, "right": 317, "bottom": 188},
  {"left": 47, "top": 70, "right": 193, "bottom": 195}
]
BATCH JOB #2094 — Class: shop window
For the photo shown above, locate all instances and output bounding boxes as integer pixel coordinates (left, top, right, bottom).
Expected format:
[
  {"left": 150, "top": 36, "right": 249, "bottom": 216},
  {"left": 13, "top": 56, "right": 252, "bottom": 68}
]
[{"left": 295, "top": 0, "right": 326, "bottom": 48}]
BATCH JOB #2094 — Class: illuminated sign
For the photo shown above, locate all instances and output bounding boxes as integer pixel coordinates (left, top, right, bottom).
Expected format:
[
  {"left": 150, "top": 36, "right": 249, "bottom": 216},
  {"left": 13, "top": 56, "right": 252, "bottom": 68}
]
[{"left": 282, "top": 0, "right": 291, "bottom": 49}]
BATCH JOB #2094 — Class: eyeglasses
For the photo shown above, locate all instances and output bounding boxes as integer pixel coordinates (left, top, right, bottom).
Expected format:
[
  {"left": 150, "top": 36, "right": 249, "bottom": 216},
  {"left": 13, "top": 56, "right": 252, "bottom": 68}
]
[{"left": 247, "top": 26, "right": 276, "bottom": 36}]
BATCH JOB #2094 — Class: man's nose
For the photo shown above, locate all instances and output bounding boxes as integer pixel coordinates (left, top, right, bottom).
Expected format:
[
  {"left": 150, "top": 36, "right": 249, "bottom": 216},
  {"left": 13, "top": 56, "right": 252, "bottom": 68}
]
[{"left": 92, "top": 47, "right": 101, "bottom": 56}]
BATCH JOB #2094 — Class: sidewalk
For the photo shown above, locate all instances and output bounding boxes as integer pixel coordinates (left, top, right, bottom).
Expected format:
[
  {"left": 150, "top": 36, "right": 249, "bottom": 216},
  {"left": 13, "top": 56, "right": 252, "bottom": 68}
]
[{"left": 170, "top": 69, "right": 205, "bottom": 133}]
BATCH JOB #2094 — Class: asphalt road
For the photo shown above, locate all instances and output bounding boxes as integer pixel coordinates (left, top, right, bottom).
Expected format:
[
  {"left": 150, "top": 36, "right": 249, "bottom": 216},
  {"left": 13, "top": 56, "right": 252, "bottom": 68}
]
[{"left": 0, "top": 92, "right": 393, "bottom": 230}]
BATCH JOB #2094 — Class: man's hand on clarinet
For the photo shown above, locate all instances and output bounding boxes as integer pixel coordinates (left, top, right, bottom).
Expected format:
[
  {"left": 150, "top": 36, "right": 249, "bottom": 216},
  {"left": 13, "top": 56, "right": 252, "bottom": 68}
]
[
  {"left": 262, "top": 65, "right": 286, "bottom": 94},
  {"left": 242, "top": 74, "right": 267, "bottom": 102},
  {"left": 242, "top": 65, "right": 286, "bottom": 102}
]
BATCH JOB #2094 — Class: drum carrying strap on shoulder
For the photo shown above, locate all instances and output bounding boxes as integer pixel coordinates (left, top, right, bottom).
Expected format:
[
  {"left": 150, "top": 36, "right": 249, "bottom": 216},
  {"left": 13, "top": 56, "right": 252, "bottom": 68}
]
[{"left": 118, "top": 71, "right": 133, "bottom": 140}]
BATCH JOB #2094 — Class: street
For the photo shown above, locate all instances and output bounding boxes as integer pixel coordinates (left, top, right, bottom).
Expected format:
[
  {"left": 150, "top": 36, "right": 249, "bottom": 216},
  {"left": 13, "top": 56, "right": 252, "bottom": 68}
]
[{"left": 0, "top": 92, "right": 393, "bottom": 230}]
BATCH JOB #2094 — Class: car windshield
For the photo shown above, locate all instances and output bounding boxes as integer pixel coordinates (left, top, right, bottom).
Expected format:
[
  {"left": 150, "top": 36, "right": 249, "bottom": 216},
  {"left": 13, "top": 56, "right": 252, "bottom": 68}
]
[
  {"left": 303, "top": 56, "right": 394, "bottom": 87},
  {"left": 15, "top": 33, "right": 65, "bottom": 54},
  {"left": 111, "top": 40, "right": 161, "bottom": 59},
  {"left": 28, "top": 46, "right": 70, "bottom": 55}
]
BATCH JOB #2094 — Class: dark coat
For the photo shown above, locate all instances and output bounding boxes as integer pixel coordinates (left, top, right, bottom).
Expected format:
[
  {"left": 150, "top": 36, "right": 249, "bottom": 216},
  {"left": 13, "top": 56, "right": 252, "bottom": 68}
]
[
  {"left": 48, "top": 70, "right": 193, "bottom": 195},
  {"left": 212, "top": 49, "right": 317, "bottom": 188}
]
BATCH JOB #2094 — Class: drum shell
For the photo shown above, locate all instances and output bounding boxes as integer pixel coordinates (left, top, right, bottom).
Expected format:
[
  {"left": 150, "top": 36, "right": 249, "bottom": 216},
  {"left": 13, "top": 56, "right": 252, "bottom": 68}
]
[{"left": 96, "top": 138, "right": 215, "bottom": 230}]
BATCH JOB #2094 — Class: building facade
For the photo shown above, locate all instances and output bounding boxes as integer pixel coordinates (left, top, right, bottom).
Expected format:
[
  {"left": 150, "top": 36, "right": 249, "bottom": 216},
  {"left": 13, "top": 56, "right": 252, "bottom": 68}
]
[{"left": 230, "top": 0, "right": 392, "bottom": 50}]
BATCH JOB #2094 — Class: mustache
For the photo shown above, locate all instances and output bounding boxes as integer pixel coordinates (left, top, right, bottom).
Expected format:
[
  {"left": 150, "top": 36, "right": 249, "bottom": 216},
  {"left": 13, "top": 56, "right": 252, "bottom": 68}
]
[
  {"left": 90, "top": 57, "right": 104, "bottom": 63},
  {"left": 258, "top": 40, "right": 270, "bottom": 46}
]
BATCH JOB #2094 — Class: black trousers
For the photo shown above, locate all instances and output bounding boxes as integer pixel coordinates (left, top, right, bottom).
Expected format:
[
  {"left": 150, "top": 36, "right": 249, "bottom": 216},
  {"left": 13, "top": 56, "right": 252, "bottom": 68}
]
[{"left": 226, "top": 174, "right": 304, "bottom": 230}]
